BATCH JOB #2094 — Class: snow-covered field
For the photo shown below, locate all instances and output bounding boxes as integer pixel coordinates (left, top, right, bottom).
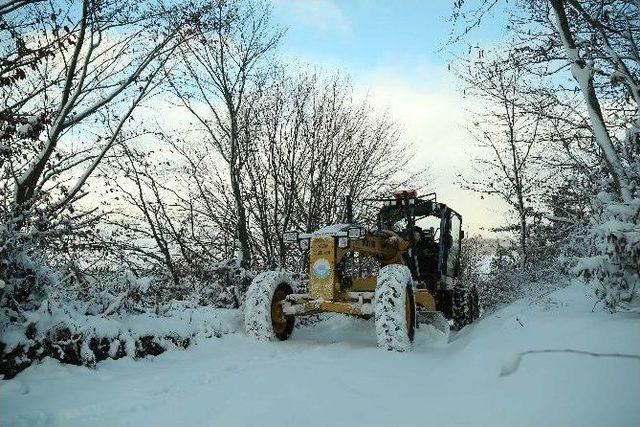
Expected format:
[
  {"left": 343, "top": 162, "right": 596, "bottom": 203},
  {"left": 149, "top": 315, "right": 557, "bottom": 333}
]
[{"left": 2, "top": 282, "right": 639, "bottom": 427}]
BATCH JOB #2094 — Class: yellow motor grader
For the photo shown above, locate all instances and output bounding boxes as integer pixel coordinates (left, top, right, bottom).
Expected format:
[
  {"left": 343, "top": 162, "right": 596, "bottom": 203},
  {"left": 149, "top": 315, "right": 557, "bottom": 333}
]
[{"left": 244, "top": 190, "right": 478, "bottom": 351}]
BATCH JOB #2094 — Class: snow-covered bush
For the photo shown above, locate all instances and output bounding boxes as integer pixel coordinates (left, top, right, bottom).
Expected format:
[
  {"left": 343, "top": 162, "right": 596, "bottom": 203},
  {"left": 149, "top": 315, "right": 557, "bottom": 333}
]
[
  {"left": 177, "top": 259, "right": 255, "bottom": 309},
  {"left": 478, "top": 246, "right": 525, "bottom": 312},
  {"left": 468, "top": 236, "right": 564, "bottom": 313},
  {"left": 457, "top": 236, "right": 489, "bottom": 303},
  {"left": 458, "top": 237, "right": 527, "bottom": 313},
  {"left": 575, "top": 193, "right": 640, "bottom": 312},
  {"left": 0, "top": 210, "right": 255, "bottom": 377},
  {"left": 0, "top": 222, "right": 59, "bottom": 320}
]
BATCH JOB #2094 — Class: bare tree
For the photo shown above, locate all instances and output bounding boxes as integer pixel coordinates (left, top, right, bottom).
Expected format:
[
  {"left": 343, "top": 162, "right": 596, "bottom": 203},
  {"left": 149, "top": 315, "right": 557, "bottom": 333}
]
[
  {"left": 106, "top": 68, "right": 418, "bottom": 290},
  {"left": 454, "top": 0, "right": 638, "bottom": 200},
  {"left": 0, "top": 0, "right": 207, "bottom": 227},
  {"left": 107, "top": 146, "right": 184, "bottom": 288},
  {"left": 452, "top": 0, "right": 640, "bottom": 310},
  {"left": 170, "top": 0, "right": 282, "bottom": 270},
  {"left": 0, "top": 0, "right": 208, "bottom": 314},
  {"left": 241, "top": 70, "right": 417, "bottom": 268},
  {"left": 460, "top": 51, "right": 549, "bottom": 265},
  {"left": 548, "top": 0, "right": 637, "bottom": 203}
]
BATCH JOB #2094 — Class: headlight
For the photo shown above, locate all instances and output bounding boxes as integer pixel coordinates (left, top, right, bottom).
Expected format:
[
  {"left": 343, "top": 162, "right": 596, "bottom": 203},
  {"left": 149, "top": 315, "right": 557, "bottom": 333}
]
[
  {"left": 299, "top": 238, "right": 310, "bottom": 251},
  {"left": 348, "top": 227, "right": 363, "bottom": 239},
  {"left": 338, "top": 236, "right": 349, "bottom": 248},
  {"left": 283, "top": 231, "right": 298, "bottom": 243}
]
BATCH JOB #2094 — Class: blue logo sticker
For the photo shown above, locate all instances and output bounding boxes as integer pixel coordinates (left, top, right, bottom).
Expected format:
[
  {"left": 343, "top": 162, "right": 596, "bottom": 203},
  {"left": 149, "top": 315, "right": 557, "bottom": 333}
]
[{"left": 312, "top": 259, "right": 331, "bottom": 280}]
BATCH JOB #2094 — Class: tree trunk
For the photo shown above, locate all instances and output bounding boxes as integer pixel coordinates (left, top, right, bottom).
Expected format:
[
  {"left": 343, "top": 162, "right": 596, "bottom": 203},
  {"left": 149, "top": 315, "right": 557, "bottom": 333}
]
[
  {"left": 518, "top": 203, "right": 527, "bottom": 266},
  {"left": 550, "top": 0, "right": 632, "bottom": 202},
  {"left": 229, "top": 159, "right": 252, "bottom": 270}
]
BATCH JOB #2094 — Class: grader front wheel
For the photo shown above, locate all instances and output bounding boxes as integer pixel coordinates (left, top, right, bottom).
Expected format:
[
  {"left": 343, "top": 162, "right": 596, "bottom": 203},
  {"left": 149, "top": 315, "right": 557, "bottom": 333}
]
[
  {"left": 270, "top": 284, "right": 294, "bottom": 340},
  {"left": 374, "top": 264, "right": 416, "bottom": 352},
  {"left": 245, "top": 271, "right": 296, "bottom": 341}
]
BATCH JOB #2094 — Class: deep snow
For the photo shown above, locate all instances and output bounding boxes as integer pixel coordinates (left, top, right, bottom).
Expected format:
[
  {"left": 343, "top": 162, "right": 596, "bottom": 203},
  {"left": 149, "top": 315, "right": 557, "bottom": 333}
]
[{"left": 2, "top": 281, "right": 639, "bottom": 427}]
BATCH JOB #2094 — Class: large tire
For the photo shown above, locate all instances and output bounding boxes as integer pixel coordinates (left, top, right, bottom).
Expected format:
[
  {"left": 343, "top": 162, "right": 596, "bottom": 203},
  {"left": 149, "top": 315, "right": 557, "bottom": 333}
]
[
  {"left": 374, "top": 264, "right": 415, "bottom": 352},
  {"left": 453, "top": 284, "right": 478, "bottom": 330},
  {"left": 244, "top": 271, "right": 296, "bottom": 341}
]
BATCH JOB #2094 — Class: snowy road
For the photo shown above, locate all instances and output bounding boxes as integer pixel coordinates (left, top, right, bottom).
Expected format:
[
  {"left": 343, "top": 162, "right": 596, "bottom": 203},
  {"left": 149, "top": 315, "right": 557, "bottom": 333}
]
[{"left": 2, "top": 283, "right": 639, "bottom": 427}]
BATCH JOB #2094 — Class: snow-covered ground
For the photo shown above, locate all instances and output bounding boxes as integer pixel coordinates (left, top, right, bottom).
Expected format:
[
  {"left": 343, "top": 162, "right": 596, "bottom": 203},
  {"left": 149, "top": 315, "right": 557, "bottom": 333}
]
[{"left": 2, "top": 282, "right": 639, "bottom": 427}]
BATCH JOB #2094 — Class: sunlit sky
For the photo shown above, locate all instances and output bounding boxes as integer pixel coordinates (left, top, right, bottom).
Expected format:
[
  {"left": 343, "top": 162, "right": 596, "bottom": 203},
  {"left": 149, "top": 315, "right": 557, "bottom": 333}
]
[{"left": 271, "top": 0, "right": 511, "bottom": 236}]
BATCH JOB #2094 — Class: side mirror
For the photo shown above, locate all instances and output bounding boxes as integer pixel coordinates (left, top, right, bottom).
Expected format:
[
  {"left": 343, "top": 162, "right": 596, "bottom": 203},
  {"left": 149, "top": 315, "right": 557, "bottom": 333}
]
[
  {"left": 299, "top": 238, "right": 310, "bottom": 251},
  {"left": 460, "top": 230, "right": 465, "bottom": 240}
]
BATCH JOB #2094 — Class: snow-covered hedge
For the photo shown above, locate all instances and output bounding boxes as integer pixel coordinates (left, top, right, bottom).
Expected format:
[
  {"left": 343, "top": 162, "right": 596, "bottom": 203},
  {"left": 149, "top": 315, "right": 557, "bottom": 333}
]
[
  {"left": 460, "top": 236, "right": 565, "bottom": 313},
  {"left": 0, "top": 223, "right": 57, "bottom": 316},
  {"left": 0, "top": 301, "right": 240, "bottom": 379},
  {"left": 0, "top": 220, "right": 256, "bottom": 378}
]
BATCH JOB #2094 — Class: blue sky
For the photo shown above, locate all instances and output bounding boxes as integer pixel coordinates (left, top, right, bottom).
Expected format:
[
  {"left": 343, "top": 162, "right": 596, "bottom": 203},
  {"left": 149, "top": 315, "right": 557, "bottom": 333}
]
[
  {"left": 270, "top": 0, "right": 511, "bottom": 235},
  {"left": 272, "top": 0, "right": 508, "bottom": 75}
]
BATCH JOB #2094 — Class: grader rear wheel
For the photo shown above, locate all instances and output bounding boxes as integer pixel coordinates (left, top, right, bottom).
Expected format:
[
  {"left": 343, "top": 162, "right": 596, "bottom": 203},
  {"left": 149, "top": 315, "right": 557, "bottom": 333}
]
[{"left": 453, "top": 284, "right": 478, "bottom": 330}]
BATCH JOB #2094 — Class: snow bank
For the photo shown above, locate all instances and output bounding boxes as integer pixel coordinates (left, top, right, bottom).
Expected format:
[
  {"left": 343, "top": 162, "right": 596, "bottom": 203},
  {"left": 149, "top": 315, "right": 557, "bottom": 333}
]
[{"left": 2, "top": 281, "right": 639, "bottom": 427}]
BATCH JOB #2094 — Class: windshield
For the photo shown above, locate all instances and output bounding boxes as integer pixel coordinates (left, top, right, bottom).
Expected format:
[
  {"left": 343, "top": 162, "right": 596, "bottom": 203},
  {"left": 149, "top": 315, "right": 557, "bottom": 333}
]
[
  {"left": 379, "top": 207, "right": 407, "bottom": 232},
  {"left": 415, "top": 215, "right": 441, "bottom": 241}
]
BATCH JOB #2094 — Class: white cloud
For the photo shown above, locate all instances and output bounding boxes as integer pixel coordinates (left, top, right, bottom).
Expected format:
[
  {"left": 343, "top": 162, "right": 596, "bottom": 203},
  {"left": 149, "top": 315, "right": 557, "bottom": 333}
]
[
  {"left": 355, "top": 61, "right": 510, "bottom": 236},
  {"left": 272, "top": 0, "right": 351, "bottom": 35}
]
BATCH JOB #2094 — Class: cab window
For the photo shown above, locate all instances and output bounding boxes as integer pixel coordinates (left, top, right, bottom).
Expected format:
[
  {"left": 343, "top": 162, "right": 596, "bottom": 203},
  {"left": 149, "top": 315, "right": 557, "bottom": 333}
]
[{"left": 445, "top": 212, "right": 462, "bottom": 276}]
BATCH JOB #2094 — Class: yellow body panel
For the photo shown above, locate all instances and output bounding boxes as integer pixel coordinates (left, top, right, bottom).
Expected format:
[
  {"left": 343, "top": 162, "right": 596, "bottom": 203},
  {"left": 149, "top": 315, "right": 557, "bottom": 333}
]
[
  {"left": 294, "top": 229, "right": 436, "bottom": 317},
  {"left": 308, "top": 231, "right": 409, "bottom": 300},
  {"left": 309, "top": 237, "right": 336, "bottom": 300},
  {"left": 415, "top": 290, "right": 436, "bottom": 311},
  {"left": 350, "top": 277, "right": 376, "bottom": 292},
  {"left": 339, "top": 231, "right": 409, "bottom": 265}
]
